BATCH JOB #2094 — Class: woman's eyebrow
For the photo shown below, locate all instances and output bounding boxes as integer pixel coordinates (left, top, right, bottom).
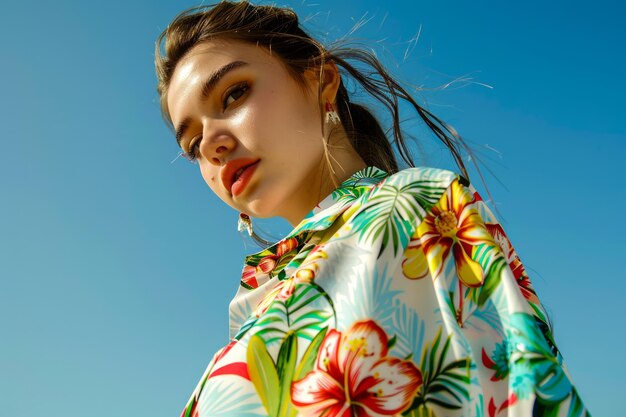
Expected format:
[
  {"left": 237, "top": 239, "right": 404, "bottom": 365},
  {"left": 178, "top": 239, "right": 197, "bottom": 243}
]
[
  {"left": 175, "top": 60, "right": 249, "bottom": 147},
  {"left": 200, "top": 60, "right": 249, "bottom": 101}
]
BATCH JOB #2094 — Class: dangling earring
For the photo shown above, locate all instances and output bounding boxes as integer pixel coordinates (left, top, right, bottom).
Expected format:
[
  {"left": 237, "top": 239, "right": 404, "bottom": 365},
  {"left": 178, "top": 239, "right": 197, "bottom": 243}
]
[
  {"left": 325, "top": 101, "right": 341, "bottom": 125},
  {"left": 238, "top": 213, "right": 274, "bottom": 247}
]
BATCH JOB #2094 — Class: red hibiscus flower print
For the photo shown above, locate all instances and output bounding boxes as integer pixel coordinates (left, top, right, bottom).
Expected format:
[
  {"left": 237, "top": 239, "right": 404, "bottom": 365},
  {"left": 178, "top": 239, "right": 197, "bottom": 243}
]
[
  {"left": 241, "top": 238, "right": 301, "bottom": 290},
  {"left": 291, "top": 320, "right": 422, "bottom": 417}
]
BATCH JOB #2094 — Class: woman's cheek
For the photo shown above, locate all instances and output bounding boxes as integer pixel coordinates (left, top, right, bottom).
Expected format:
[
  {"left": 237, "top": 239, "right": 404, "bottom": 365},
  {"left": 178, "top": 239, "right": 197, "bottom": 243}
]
[
  {"left": 199, "top": 164, "right": 226, "bottom": 202},
  {"left": 231, "top": 106, "right": 251, "bottom": 128}
]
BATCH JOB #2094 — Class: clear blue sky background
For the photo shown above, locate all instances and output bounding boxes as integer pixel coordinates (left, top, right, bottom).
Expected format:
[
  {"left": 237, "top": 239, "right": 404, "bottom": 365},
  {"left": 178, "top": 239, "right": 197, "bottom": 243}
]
[{"left": 2, "top": 0, "right": 624, "bottom": 415}]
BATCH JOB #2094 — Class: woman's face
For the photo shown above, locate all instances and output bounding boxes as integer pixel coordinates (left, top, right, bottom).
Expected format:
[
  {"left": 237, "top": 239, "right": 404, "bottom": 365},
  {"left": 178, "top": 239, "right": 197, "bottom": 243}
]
[{"left": 167, "top": 39, "right": 331, "bottom": 225}]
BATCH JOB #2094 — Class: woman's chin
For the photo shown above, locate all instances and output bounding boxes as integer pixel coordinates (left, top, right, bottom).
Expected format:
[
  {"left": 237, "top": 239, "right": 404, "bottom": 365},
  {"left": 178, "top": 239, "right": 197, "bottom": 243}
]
[{"left": 231, "top": 194, "right": 277, "bottom": 218}]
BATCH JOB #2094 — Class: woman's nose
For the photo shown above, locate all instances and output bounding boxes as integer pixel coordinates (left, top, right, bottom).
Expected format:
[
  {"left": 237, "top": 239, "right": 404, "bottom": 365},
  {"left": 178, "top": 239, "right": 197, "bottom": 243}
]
[{"left": 199, "top": 129, "right": 237, "bottom": 166}]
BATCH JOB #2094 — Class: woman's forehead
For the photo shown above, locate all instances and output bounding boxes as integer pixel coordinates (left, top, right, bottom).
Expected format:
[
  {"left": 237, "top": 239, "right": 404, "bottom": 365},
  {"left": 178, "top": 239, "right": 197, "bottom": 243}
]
[
  {"left": 167, "top": 40, "right": 277, "bottom": 118},
  {"left": 176, "top": 40, "right": 275, "bottom": 74}
]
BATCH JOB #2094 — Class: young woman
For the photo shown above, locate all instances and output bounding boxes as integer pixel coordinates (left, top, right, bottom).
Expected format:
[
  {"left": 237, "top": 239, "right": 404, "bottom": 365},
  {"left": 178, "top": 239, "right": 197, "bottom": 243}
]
[{"left": 155, "top": 2, "right": 590, "bottom": 416}]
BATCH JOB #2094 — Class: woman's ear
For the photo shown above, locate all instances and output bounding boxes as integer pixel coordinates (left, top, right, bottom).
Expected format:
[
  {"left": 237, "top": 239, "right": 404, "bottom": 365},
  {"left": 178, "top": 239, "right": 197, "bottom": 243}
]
[
  {"left": 303, "top": 60, "right": 341, "bottom": 104},
  {"left": 320, "top": 61, "right": 341, "bottom": 104}
]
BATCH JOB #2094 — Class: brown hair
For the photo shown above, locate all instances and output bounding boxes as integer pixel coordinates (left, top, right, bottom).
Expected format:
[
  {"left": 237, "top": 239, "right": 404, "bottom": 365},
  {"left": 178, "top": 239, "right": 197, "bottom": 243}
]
[{"left": 155, "top": 0, "right": 474, "bottom": 179}]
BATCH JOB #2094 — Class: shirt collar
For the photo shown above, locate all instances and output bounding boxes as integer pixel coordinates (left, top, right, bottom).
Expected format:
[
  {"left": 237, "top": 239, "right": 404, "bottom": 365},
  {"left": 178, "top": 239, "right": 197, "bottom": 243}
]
[
  {"left": 294, "top": 166, "right": 389, "bottom": 234},
  {"left": 243, "top": 166, "right": 389, "bottom": 261}
]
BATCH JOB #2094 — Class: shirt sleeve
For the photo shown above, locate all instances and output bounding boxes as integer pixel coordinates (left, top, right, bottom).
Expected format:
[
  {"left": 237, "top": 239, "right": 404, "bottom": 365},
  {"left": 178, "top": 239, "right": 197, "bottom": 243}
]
[
  {"left": 395, "top": 176, "right": 589, "bottom": 415},
  {"left": 402, "top": 177, "right": 553, "bottom": 330},
  {"left": 318, "top": 169, "right": 589, "bottom": 416}
]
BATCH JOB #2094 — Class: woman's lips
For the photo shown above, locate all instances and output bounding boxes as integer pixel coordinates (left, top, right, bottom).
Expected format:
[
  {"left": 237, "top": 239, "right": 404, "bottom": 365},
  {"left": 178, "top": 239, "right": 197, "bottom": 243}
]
[{"left": 222, "top": 158, "right": 259, "bottom": 197}]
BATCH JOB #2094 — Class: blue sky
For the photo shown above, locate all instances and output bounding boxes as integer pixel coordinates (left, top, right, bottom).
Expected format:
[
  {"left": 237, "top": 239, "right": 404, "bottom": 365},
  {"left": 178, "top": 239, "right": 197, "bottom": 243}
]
[{"left": 1, "top": 0, "right": 624, "bottom": 415}]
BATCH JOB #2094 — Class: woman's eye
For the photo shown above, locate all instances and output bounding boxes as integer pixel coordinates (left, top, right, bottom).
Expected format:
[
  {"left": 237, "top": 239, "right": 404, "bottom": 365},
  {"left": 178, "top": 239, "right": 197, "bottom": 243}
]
[
  {"left": 190, "top": 137, "right": 201, "bottom": 154},
  {"left": 223, "top": 82, "right": 249, "bottom": 109},
  {"left": 183, "top": 136, "right": 202, "bottom": 162}
]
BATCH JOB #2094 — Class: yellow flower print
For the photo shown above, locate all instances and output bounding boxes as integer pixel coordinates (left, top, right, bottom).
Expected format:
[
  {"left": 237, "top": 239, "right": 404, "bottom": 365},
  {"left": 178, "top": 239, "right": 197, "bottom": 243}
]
[{"left": 402, "top": 179, "right": 495, "bottom": 287}]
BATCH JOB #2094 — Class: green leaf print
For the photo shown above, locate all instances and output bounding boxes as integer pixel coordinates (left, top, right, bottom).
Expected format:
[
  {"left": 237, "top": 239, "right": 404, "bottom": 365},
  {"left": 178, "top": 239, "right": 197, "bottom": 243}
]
[
  {"left": 566, "top": 390, "right": 589, "bottom": 417},
  {"left": 353, "top": 181, "right": 444, "bottom": 257},
  {"left": 246, "top": 330, "right": 338, "bottom": 417},
  {"left": 276, "top": 332, "right": 298, "bottom": 417},
  {"left": 477, "top": 255, "right": 507, "bottom": 307},
  {"left": 294, "top": 327, "right": 328, "bottom": 381},
  {"left": 405, "top": 327, "right": 471, "bottom": 416},
  {"left": 247, "top": 334, "right": 280, "bottom": 416},
  {"left": 330, "top": 183, "right": 370, "bottom": 203},
  {"left": 507, "top": 313, "right": 590, "bottom": 416},
  {"left": 247, "top": 333, "right": 302, "bottom": 417},
  {"left": 530, "top": 386, "right": 590, "bottom": 417},
  {"left": 339, "top": 165, "right": 388, "bottom": 187},
  {"left": 254, "top": 282, "right": 334, "bottom": 344}
]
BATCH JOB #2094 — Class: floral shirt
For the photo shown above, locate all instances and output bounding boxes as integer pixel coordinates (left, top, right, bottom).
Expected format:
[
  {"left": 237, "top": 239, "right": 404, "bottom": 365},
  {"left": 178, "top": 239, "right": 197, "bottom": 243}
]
[{"left": 180, "top": 166, "right": 590, "bottom": 417}]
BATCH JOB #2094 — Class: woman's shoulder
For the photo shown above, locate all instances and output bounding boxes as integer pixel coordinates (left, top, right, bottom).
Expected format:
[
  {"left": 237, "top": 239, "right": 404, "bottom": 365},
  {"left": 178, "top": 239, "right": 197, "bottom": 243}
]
[
  {"left": 339, "top": 166, "right": 464, "bottom": 255},
  {"left": 359, "top": 166, "right": 463, "bottom": 216},
  {"left": 383, "top": 166, "right": 462, "bottom": 188}
]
